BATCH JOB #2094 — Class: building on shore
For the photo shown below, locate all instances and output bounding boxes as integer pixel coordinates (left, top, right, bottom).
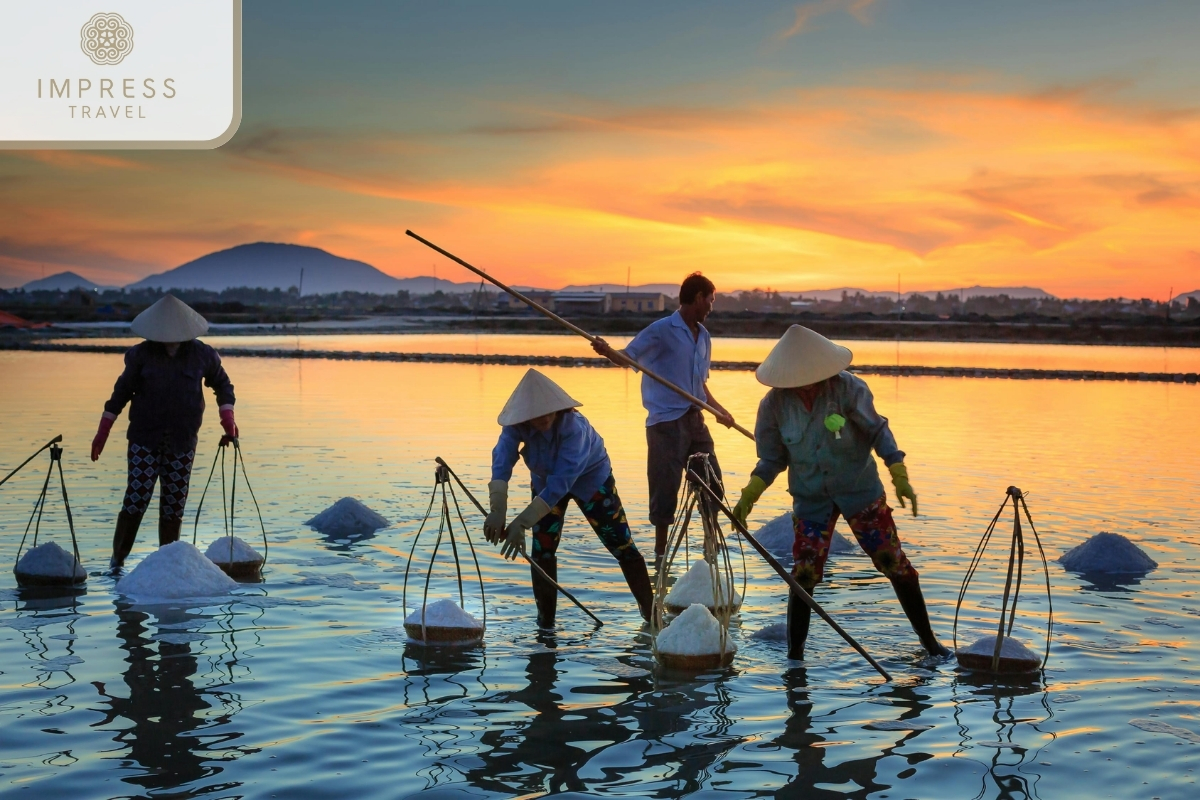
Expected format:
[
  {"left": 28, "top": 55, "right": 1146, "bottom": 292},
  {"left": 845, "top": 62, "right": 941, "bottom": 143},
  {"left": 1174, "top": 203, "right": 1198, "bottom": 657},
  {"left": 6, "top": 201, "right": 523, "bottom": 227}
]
[{"left": 496, "top": 290, "right": 669, "bottom": 315}]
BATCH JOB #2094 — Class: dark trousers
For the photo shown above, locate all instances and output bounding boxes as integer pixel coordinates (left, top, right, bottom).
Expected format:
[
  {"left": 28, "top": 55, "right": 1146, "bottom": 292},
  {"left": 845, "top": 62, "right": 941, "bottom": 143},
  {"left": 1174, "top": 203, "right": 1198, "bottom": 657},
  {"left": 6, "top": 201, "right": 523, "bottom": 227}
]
[
  {"left": 645, "top": 408, "right": 723, "bottom": 527},
  {"left": 121, "top": 442, "right": 196, "bottom": 522}
]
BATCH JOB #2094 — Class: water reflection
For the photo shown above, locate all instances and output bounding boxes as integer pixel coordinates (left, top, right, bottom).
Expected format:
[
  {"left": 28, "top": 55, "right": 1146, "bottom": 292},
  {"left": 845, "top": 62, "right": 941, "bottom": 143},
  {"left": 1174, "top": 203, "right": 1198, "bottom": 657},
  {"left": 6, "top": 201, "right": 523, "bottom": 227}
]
[
  {"left": 14, "top": 588, "right": 84, "bottom": 690},
  {"left": 90, "top": 603, "right": 257, "bottom": 796},
  {"left": 457, "top": 637, "right": 739, "bottom": 796},
  {"left": 952, "top": 678, "right": 1055, "bottom": 800}
]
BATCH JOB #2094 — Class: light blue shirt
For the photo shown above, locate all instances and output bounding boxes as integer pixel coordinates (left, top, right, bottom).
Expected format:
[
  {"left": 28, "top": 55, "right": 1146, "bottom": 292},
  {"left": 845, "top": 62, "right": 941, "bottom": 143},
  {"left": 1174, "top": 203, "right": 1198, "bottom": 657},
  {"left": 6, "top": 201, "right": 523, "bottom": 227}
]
[
  {"left": 623, "top": 310, "right": 710, "bottom": 427},
  {"left": 491, "top": 410, "right": 612, "bottom": 508},
  {"left": 751, "top": 372, "right": 905, "bottom": 521}
]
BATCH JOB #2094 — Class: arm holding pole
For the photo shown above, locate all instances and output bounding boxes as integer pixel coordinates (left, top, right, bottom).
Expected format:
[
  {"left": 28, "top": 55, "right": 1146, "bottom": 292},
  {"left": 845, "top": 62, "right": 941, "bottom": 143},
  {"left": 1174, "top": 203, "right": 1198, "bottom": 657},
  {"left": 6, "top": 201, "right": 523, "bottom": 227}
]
[{"left": 406, "top": 230, "right": 754, "bottom": 441}]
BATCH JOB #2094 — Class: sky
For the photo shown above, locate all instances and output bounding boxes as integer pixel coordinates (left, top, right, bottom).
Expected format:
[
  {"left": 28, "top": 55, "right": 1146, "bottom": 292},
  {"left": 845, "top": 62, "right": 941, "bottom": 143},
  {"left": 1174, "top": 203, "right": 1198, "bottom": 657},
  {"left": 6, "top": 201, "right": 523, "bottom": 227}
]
[{"left": 2, "top": 0, "right": 1199, "bottom": 298}]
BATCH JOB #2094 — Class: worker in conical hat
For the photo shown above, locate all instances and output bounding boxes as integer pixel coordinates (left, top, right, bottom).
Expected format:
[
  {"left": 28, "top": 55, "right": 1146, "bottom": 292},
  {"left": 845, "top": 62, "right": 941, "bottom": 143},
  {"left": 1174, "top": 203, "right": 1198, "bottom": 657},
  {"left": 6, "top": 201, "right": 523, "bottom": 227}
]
[
  {"left": 90, "top": 295, "right": 239, "bottom": 573},
  {"left": 730, "top": 325, "right": 950, "bottom": 659},
  {"left": 487, "top": 369, "right": 654, "bottom": 627}
]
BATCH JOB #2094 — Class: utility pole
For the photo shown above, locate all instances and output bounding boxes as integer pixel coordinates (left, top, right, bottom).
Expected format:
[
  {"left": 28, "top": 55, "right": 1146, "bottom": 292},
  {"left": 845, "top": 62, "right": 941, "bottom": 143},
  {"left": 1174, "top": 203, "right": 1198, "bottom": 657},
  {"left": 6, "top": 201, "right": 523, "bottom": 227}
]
[
  {"left": 1167, "top": 286, "right": 1173, "bottom": 323},
  {"left": 298, "top": 268, "right": 304, "bottom": 298}
]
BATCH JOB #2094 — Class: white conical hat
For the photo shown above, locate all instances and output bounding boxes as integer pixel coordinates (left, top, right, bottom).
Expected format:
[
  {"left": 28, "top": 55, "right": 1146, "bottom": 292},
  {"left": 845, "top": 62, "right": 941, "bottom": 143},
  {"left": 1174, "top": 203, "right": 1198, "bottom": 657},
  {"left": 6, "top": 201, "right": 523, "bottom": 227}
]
[
  {"left": 497, "top": 369, "right": 582, "bottom": 425},
  {"left": 130, "top": 294, "right": 209, "bottom": 342},
  {"left": 755, "top": 325, "right": 853, "bottom": 388}
]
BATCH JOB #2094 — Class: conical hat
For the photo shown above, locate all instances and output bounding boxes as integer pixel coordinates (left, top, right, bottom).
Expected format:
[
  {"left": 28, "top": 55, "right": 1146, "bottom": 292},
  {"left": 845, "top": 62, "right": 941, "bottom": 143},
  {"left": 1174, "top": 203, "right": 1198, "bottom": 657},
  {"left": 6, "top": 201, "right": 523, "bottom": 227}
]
[
  {"left": 755, "top": 325, "right": 853, "bottom": 388},
  {"left": 130, "top": 295, "right": 209, "bottom": 342},
  {"left": 497, "top": 369, "right": 582, "bottom": 425}
]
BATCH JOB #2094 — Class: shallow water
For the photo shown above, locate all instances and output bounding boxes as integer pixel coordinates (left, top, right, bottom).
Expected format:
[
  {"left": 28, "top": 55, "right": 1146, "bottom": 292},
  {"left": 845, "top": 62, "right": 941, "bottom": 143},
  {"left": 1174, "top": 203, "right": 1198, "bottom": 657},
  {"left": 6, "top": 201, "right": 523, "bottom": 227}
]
[
  {"left": 1, "top": 350, "right": 1198, "bottom": 798},
  {"left": 48, "top": 332, "right": 1200, "bottom": 373}
]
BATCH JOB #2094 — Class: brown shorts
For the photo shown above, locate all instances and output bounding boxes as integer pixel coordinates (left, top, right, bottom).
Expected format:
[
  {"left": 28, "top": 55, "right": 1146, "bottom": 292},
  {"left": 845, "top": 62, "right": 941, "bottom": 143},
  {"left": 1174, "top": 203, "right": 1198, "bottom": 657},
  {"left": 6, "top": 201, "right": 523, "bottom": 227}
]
[{"left": 645, "top": 408, "right": 723, "bottom": 526}]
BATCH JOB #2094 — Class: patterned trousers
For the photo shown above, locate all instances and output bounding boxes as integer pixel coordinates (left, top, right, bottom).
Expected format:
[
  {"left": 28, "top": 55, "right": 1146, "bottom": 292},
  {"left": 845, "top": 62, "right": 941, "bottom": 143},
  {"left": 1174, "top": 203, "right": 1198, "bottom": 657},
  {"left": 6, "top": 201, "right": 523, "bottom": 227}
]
[
  {"left": 791, "top": 495, "right": 916, "bottom": 589},
  {"left": 122, "top": 443, "right": 196, "bottom": 521},
  {"left": 530, "top": 475, "right": 642, "bottom": 565}
]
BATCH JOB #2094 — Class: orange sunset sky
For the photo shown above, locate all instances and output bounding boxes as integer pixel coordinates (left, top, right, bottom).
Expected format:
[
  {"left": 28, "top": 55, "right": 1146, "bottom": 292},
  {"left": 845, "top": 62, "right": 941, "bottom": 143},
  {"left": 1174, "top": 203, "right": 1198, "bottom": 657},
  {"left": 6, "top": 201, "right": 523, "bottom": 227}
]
[{"left": 2, "top": 1, "right": 1199, "bottom": 298}]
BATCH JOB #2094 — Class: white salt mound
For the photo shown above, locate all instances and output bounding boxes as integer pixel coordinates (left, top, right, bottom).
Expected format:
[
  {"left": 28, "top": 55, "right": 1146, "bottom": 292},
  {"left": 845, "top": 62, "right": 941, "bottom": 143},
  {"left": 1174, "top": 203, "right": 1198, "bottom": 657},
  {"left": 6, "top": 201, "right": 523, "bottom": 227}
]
[
  {"left": 1058, "top": 532, "right": 1157, "bottom": 573},
  {"left": 16, "top": 541, "right": 85, "bottom": 579},
  {"left": 305, "top": 497, "right": 390, "bottom": 536},
  {"left": 404, "top": 598, "right": 482, "bottom": 629},
  {"left": 960, "top": 635, "right": 1040, "bottom": 662},
  {"left": 752, "top": 513, "right": 856, "bottom": 555},
  {"left": 750, "top": 622, "right": 788, "bottom": 641},
  {"left": 116, "top": 541, "right": 238, "bottom": 600},
  {"left": 665, "top": 560, "right": 742, "bottom": 609},
  {"left": 656, "top": 603, "right": 737, "bottom": 656},
  {"left": 204, "top": 536, "right": 262, "bottom": 564}
]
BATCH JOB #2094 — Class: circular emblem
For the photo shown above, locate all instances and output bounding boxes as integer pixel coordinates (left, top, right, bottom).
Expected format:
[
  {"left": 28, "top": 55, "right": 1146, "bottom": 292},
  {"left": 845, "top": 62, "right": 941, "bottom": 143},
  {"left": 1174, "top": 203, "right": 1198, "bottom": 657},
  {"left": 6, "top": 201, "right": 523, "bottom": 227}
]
[{"left": 80, "top": 12, "right": 134, "bottom": 65}]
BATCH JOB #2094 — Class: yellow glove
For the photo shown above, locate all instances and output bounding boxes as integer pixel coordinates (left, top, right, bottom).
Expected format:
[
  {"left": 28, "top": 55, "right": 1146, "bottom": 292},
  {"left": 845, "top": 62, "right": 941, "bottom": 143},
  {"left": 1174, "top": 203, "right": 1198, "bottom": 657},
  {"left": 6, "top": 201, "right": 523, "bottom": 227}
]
[
  {"left": 888, "top": 462, "right": 918, "bottom": 516},
  {"left": 732, "top": 475, "right": 767, "bottom": 528},
  {"left": 501, "top": 496, "right": 550, "bottom": 560},
  {"left": 485, "top": 480, "right": 508, "bottom": 544}
]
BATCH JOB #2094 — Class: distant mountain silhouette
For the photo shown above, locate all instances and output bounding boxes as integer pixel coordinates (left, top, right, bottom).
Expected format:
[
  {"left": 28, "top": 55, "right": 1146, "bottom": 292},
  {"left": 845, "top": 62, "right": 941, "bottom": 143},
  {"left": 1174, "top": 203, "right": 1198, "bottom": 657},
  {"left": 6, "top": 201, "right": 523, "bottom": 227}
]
[
  {"left": 743, "top": 285, "right": 1055, "bottom": 302},
  {"left": 126, "top": 242, "right": 479, "bottom": 295},
  {"left": 23, "top": 271, "right": 107, "bottom": 292}
]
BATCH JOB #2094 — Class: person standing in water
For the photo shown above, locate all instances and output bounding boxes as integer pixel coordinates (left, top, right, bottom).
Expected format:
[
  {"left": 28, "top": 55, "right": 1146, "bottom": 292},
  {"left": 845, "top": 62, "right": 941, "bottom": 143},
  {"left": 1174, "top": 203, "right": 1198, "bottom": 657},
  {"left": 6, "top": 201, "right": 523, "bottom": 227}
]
[
  {"left": 486, "top": 369, "right": 654, "bottom": 627},
  {"left": 591, "top": 273, "right": 735, "bottom": 558},
  {"left": 90, "top": 295, "right": 238, "bottom": 573},
  {"left": 730, "top": 325, "right": 950, "bottom": 659}
]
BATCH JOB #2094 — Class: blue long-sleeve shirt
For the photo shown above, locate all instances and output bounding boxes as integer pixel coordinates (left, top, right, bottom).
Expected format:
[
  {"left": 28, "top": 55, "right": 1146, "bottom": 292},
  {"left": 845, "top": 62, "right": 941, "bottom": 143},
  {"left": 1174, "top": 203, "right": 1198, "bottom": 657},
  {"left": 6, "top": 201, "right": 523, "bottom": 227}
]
[
  {"left": 751, "top": 372, "right": 905, "bottom": 521},
  {"left": 491, "top": 410, "right": 612, "bottom": 508},
  {"left": 622, "top": 310, "right": 711, "bottom": 427}
]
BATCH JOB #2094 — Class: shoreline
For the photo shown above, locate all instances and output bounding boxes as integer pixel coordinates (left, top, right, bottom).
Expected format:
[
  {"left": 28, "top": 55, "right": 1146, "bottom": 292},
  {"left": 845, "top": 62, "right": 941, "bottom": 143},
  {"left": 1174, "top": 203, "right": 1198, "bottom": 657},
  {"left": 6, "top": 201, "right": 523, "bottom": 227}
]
[{"left": 5, "top": 341, "right": 1196, "bottom": 383}]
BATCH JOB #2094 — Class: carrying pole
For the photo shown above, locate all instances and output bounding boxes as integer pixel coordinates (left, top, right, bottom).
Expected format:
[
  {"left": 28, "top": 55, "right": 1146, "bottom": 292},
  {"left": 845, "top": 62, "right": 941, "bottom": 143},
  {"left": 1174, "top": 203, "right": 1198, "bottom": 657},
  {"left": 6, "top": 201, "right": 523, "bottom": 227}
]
[
  {"left": 435, "top": 457, "right": 603, "bottom": 626},
  {"left": 689, "top": 470, "right": 893, "bottom": 681},
  {"left": 407, "top": 230, "right": 754, "bottom": 442},
  {"left": 0, "top": 435, "right": 63, "bottom": 490}
]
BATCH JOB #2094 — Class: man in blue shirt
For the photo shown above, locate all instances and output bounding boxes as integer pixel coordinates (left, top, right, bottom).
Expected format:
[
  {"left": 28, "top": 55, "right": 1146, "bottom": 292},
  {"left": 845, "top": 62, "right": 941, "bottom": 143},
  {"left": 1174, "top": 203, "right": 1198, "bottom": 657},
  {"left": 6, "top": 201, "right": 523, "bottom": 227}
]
[
  {"left": 730, "top": 325, "right": 950, "bottom": 660},
  {"left": 486, "top": 369, "right": 654, "bottom": 627},
  {"left": 592, "top": 273, "right": 735, "bottom": 557}
]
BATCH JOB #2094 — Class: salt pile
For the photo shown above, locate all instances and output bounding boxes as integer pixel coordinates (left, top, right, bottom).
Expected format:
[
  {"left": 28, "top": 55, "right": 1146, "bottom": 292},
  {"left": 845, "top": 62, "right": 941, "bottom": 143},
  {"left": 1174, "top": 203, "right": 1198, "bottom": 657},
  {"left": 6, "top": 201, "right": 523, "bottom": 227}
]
[
  {"left": 116, "top": 541, "right": 238, "bottom": 601},
  {"left": 956, "top": 634, "right": 1042, "bottom": 674},
  {"left": 656, "top": 603, "right": 736, "bottom": 670},
  {"left": 404, "top": 598, "right": 483, "bottom": 645},
  {"left": 752, "top": 513, "right": 856, "bottom": 555},
  {"left": 665, "top": 559, "right": 742, "bottom": 613},
  {"left": 750, "top": 622, "right": 788, "bottom": 641},
  {"left": 1058, "top": 532, "right": 1157, "bottom": 574},
  {"left": 204, "top": 536, "right": 261, "bottom": 564},
  {"left": 306, "top": 497, "right": 390, "bottom": 537},
  {"left": 15, "top": 541, "right": 85, "bottom": 584}
]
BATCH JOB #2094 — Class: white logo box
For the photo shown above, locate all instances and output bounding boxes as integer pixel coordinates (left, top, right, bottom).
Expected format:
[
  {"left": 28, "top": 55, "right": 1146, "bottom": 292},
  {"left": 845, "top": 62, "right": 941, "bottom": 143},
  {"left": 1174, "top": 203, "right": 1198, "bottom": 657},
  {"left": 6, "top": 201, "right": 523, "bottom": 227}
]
[{"left": 0, "top": 0, "right": 241, "bottom": 148}]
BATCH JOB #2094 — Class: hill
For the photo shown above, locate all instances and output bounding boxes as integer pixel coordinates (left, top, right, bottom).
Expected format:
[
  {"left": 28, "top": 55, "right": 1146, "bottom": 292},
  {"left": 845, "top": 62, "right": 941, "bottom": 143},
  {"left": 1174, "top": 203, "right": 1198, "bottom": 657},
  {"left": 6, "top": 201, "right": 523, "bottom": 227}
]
[
  {"left": 127, "top": 243, "right": 413, "bottom": 295},
  {"left": 23, "top": 271, "right": 107, "bottom": 292}
]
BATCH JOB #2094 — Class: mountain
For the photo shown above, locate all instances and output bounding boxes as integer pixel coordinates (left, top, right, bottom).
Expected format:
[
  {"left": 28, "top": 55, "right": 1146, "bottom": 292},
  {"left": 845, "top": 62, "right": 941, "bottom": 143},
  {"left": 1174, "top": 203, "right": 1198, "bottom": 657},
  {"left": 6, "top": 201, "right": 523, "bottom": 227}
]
[
  {"left": 392, "top": 276, "right": 488, "bottom": 294},
  {"left": 127, "top": 243, "right": 410, "bottom": 295},
  {"left": 732, "top": 285, "right": 1055, "bottom": 301},
  {"left": 1173, "top": 289, "right": 1200, "bottom": 305},
  {"left": 561, "top": 283, "right": 681, "bottom": 296},
  {"left": 23, "top": 271, "right": 107, "bottom": 292}
]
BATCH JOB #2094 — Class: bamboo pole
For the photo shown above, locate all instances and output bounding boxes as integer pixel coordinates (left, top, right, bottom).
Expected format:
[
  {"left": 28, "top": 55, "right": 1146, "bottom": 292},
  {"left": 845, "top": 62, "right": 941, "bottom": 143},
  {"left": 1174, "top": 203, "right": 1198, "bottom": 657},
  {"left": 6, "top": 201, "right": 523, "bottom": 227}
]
[
  {"left": 407, "top": 230, "right": 755, "bottom": 442},
  {"left": 688, "top": 470, "right": 893, "bottom": 681},
  {"left": 434, "top": 457, "right": 604, "bottom": 627}
]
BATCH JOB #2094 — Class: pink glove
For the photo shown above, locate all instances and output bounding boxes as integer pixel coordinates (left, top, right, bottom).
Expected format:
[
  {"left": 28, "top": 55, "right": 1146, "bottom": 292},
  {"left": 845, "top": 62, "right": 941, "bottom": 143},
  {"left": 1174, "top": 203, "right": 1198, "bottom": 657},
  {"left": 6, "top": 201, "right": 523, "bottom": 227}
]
[
  {"left": 219, "top": 406, "right": 238, "bottom": 439},
  {"left": 91, "top": 414, "right": 115, "bottom": 462}
]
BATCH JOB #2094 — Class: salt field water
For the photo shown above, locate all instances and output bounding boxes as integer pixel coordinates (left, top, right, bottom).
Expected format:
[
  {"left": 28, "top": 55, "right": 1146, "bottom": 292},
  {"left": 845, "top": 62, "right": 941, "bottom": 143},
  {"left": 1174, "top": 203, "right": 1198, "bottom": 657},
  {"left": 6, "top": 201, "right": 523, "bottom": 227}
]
[{"left": 2, "top": 348, "right": 1199, "bottom": 798}]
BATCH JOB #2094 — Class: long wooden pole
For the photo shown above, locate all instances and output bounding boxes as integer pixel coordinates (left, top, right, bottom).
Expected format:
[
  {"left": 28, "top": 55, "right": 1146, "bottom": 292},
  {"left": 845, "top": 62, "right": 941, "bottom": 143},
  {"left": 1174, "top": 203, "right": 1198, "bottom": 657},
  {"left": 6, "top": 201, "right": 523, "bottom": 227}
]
[
  {"left": 407, "top": 230, "right": 755, "bottom": 442},
  {"left": 688, "top": 470, "right": 893, "bottom": 681},
  {"left": 435, "top": 457, "right": 604, "bottom": 627}
]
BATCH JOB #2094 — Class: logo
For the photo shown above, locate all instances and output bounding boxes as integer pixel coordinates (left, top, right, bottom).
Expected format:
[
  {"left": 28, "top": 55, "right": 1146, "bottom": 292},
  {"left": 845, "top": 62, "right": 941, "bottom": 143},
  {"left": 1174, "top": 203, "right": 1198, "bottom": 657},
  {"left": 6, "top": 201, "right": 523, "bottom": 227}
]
[{"left": 80, "top": 12, "right": 134, "bottom": 65}]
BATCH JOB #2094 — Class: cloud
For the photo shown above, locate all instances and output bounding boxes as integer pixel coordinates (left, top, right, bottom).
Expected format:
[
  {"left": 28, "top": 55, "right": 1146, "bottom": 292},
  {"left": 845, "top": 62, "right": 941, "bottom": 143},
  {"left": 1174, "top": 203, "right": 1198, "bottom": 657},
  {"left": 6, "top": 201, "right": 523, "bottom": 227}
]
[{"left": 777, "top": 0, "right": 879, "bottom": 41}]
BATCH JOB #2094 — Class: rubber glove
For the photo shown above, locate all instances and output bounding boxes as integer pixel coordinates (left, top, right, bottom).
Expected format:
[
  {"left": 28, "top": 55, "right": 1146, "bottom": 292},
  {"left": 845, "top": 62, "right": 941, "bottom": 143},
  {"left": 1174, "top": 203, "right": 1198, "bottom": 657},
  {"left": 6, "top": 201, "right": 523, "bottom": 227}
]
[
  {"left": 888, "top": 462, "right": 918, "bottom": 516},
  {"left": 485, "top": 480, "right": 508, "bottom": 544},
  {"left": 219, "top": 405, "right": 238, "bottom": 439},
  {"left": 732, "top": 475, "right": 767, "bottom": 528},
  {"left": 91, "top": 413, "right": 116, "bottom": 462},
  {"left": 501, "top": 496, "right": 550, "bottom": 561}
]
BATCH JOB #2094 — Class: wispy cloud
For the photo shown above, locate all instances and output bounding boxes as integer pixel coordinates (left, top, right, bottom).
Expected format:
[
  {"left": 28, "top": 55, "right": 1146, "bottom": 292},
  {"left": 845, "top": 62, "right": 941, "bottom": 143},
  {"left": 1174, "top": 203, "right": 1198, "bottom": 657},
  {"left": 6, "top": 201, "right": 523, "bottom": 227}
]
[{"left": 777, "top": 0, "right": 879, "bottom": 41}]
